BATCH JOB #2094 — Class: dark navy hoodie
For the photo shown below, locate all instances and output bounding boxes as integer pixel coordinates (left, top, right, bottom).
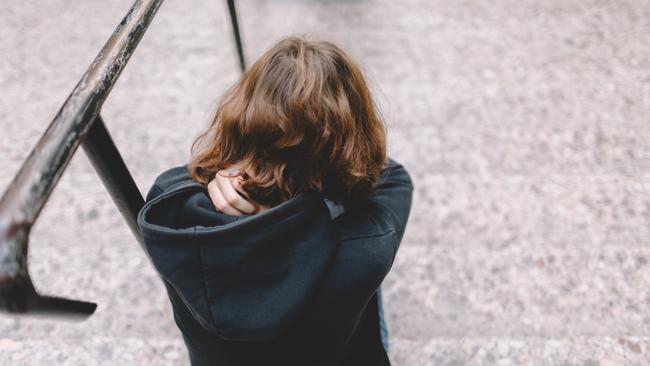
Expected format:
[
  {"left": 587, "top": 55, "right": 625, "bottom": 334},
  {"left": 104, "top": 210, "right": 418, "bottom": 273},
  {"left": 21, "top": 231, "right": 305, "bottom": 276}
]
[{"left": 137, "top": 158, "right": 413, "bottom": 365}]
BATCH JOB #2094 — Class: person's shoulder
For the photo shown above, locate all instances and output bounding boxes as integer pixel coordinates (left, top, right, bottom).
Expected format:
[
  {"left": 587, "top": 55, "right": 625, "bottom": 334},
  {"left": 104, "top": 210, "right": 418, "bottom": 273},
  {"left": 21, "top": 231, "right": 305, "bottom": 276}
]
[
  {"left": 155, "top": 165, "right": 191, "bottom": 188},
  {"left": 383, "top": 158, "right": 413, "bottom": 187},
  {"left": 146, "top": 165, "right": 192, "bottom": 202}
]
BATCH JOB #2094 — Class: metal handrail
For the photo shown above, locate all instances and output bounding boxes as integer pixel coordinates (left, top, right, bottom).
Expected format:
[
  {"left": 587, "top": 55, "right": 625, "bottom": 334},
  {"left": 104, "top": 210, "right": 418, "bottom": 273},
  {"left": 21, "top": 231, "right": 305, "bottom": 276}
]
[
  {"left": 0, "top": 0, "right": 164, "bottom": 319},
  {"left": 0, "top": 0, "right": 246, "bottom": 320}
]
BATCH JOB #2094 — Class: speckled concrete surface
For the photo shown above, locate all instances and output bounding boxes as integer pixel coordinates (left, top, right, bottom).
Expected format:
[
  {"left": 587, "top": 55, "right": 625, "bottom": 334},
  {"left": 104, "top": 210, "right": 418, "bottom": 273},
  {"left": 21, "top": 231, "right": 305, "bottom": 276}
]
[
  {"left": 389, "top": 337, "right": 650, "bottom": 366},
  {"left": 383, "top": 244, "right": 650, "bottom": 338},
  {"left": 1, "top": 0, "right": 650, "bottom": 365}
]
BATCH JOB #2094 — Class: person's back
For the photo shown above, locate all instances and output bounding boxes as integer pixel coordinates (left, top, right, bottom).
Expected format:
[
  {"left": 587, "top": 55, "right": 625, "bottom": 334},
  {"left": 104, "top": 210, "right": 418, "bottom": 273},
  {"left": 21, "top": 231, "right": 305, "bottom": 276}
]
[{"left": 137, "top": 36, "right": 413, "bottom": 366}]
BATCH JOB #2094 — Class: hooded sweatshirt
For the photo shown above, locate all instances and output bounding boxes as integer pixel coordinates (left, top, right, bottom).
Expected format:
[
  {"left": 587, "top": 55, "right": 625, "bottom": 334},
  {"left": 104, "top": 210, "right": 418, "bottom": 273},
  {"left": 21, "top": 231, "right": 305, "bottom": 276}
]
[{"left": 137, "top": 158, "right": 413, "bottom": 366}]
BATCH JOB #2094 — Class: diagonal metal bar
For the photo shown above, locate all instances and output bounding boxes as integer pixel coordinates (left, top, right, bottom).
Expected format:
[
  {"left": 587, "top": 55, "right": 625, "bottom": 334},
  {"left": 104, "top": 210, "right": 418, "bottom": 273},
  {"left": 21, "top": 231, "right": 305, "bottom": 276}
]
[
  {"left": 0, "top": 0, "right": 164, "bottom": 318},
  {"left": 227, "top": 0, "right": 246, "bottom": 72},
  {"left": 81, "top": 116, "right": 145, "bottom": 245}
]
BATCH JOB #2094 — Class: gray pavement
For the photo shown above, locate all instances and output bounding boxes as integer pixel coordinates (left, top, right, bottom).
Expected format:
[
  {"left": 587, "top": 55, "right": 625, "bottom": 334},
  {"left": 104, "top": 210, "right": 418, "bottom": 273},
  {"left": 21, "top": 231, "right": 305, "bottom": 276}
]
[{"left": 1, "top": 0, "right": 650, "bottom": 364}]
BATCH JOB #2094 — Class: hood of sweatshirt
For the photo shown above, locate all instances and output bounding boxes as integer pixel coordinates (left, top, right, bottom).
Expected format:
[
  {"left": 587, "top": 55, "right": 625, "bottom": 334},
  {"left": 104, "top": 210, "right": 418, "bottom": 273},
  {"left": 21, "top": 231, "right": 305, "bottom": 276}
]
[{"left": 137, "top": 175, "right": 342, "bottom": 342}]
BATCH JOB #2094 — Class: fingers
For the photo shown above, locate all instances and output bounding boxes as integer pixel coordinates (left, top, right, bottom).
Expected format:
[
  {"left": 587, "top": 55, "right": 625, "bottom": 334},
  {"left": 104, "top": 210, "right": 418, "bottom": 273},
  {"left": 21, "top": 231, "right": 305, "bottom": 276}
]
[
  {"left": 230, "top": 176, "right": 249, "bottom": 198},
  {"left": 215, "top": 173, "right": 258, "bottom": 214},
  {"left": 207, "top": 171, "right": 259, "bottom": 216},
  {"left": 207, "top": 179, "right": 242, "bottom": 216},
  {"left": 232, "top": 177, "right": 275, "bottom": 212}
]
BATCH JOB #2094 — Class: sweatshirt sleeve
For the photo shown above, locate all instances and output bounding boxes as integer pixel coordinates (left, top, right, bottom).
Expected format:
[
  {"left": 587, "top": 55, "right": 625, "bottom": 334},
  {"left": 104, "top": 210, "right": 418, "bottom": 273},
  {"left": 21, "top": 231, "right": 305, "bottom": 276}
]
[{"left": 368, "top": 158, "right": 414, "bottom": 245}]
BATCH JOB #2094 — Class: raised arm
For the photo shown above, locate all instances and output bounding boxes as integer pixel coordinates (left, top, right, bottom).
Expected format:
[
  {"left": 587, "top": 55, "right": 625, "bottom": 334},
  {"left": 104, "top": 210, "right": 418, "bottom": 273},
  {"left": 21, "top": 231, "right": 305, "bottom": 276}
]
[{"left": 367, "top": 158, "right": 414, "bottom": 244}]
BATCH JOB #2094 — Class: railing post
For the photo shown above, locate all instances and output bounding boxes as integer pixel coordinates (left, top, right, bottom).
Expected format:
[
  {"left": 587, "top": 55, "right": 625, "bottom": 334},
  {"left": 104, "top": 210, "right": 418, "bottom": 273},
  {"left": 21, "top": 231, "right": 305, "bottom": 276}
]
[{"left": 81, "top": 116, "right": 145, "bottom": 245}]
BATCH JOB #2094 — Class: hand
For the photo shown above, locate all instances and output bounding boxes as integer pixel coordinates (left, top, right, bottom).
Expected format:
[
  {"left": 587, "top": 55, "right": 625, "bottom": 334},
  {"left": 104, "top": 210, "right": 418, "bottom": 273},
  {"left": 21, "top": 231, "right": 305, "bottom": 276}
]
[{"left": 207, "top": 168, "right": 270, "bottom": 216}]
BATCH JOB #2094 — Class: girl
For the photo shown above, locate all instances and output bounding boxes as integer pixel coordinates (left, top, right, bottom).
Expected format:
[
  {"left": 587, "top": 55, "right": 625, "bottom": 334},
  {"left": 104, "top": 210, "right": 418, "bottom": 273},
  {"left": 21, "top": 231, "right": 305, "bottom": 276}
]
[{"left": 138, "top": 36, "right": 413, "bottom": 366}]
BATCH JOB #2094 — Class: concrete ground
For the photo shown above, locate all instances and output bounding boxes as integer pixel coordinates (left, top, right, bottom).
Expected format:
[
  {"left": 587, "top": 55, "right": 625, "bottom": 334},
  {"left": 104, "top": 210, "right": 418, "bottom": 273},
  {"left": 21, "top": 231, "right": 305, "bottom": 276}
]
[{"left": 1, "top": 0, "right": 650, "bottom": 364}]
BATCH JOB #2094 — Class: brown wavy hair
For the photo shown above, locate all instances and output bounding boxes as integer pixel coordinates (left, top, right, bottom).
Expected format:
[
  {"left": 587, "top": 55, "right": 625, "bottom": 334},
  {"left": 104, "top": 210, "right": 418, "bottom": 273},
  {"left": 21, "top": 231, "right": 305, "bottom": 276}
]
[{"left": 189, "top": 36, "right": 387, "bottom": 207}]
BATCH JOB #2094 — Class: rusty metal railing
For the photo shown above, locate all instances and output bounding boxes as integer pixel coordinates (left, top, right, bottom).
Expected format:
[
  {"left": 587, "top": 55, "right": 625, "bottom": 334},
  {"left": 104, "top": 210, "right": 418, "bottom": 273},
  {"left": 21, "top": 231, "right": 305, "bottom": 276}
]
[{"left": 0, "top": 0, "right": 245, "bottom": 320}]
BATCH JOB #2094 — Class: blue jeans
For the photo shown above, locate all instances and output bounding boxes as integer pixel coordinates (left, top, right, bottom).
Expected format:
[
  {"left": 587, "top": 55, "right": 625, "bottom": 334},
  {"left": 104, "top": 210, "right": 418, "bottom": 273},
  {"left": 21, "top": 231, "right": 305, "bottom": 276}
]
[{"left": 377, "top": 287, "right": 389, "bottom": 352}]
